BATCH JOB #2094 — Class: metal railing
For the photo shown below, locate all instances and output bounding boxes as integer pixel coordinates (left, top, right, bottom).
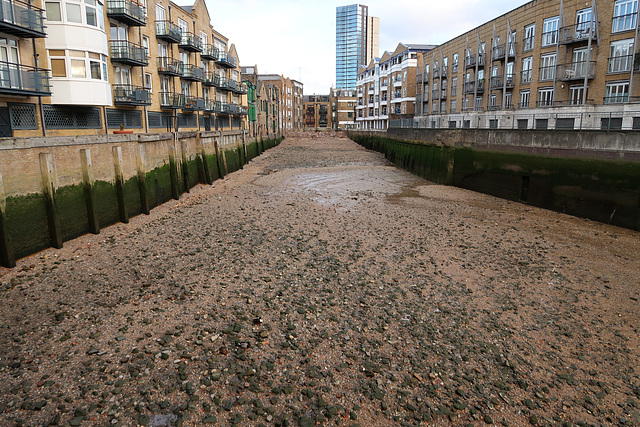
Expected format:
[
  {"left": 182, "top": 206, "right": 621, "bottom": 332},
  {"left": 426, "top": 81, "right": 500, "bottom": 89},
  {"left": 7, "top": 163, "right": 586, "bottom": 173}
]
[
  {"left": 106, "top": 0, "right": 146, "bottom": 26},
  {"left": 608, "top": 54, "right": 634, "bottom": 73},
  {"left": 113, "top": 84, "right": 149, "bottom": 105},
  {"left": 109, "top": 40, "right": 148, "bottom": 65},
  {"left": 179, "top": 32, "right": 202, "bottom": 52},
  {"left": 157, "top": 57, "right": 182, "bottom": 75},
  {"left": 155, "top": 20, "right": 181, "bottom": 43},
  {"left": 559, "top": 23, "right": 595, "bottom": 45},
  {"left": 160, "top": 91, "right": 185, "bottom": 108},
  {"left": 556, "top": 61, "right": 596, "bottom": 81},
  {"left": 181, "top": 64, "right": 204, "bottom": 81},
  {"left": 0, "top": 0, "right": 45, "bottom": 36},
  {"left": 0, "top": 60, "right": 50, "bottom": 95}
]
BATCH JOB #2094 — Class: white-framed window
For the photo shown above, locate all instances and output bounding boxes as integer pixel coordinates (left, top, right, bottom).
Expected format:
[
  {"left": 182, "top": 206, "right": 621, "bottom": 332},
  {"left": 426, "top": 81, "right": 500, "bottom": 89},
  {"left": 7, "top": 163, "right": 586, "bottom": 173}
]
[
  {"left": 200, "top": 31, "right": 207, "bottom": 46},
  {"left": 537, "top": 87, "right": 554, "bottom": 106},
  {"left": 110, "top": 22, "right": 127, "bottom": 41},
  {"left": 605, "top": 81, "right": 629, "bottom": 103},
  {"left": 48, "top": 48, "right": 107, "bottom": 80},
  {"left": 158, "top": 42, "right": 168, "bottom": 57},
  {"left": 474, "top": 96, "right": 482, "bottom": 109},
  {"left": 144, "top": 73, "right": 152, "bottom": 91},
  {"left": 178, "top": 18, "right": 188, "bottom": 34},
  {"left": 576, "top": 8, "right": 593, "bottom": 38},
  {"left": 542, "top": 16, "right": 559, "bottom": 46},
  {"left": 608, "top": 39, "right": 634, "bottom": 73},
  {"left": 113, "top": 65, "right": 130, "bottom": 84},
  {"left": 179, "top": 50, "right": 189, "bottom": 65},
  {"left": 539, "top": 53, "right": 556, "bottom": 81},
  {"left": 521, "top": 57, "right": 532, "bottom": 83},
  {"left": 523, "top": 23, "right": 535, "bottom": 52},
  {"left": 181, "top": 81, "right": 191, "bottom": 96},
  {"left": 450, "top": 99, "right": 457, "bottom": 113},
  {"left": 452, "top": 53, "right": 458, "bottom": 73},
  {"left": 569, "top": 85, "right": 586, "bottom": 104},
  {"left": 505, "top": 93, "right": 512, "bottom": 108},
  {"left": 519, "top": 89, "right": 530, "bottom": 107},
  {"left": 451, "top": 76, "right": 457, "bottom": 96},
  {"left": 142, "top": 36, "right": 149, "bottom": 56},
  {"left": 155, "top": 3, "right": 165, "bottom": 20},
  {"left": 45, "top": 0, "right": 103, "bottom": 28},
  {"left": 489, "top": 94, "right": 497, "bottom": 107},
  {"left": 612, "top": 0, "right": 638, "bottom": 32}
]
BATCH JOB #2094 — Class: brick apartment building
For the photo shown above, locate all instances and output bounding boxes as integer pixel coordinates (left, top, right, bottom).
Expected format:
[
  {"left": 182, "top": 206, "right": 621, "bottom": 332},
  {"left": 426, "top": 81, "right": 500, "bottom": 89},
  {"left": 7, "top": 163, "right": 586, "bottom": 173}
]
[
  {"left": 355, "top": 43, "right": 436, "bottom": 130},
  {"left": 0, "top": 0, "right": 297, "bottom": 138},
  {"left": 330, "top": 88, "right": 356, "bottom": 129},
  {"left": 303, "top": 95, "right": 331, "bottom": 129},
  {"left": 417, "top": 0, "right": 640, "bottom": 130},
  {"left": 257, "top": 74, "right": 303, "bottom": 133}
]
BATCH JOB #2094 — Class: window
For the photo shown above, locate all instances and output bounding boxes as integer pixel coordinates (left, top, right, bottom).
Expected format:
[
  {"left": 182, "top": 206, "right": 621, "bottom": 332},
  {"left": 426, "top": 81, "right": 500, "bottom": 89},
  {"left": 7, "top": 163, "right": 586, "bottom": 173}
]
[
  {"left": 200, "top": 31, "right": 207, "bottom": 46},
  {"left": 452, "top": 53, "right": 458, "bottom": 73},
  {"left": 45, "top": 1, "right": 61, "bottom": 20},
  {"left": 539, "top": 53, "right": 556, "bottom": 81},
  {"left": 521, "top": 56, "right": 532, "bottom": 83},
  {"left": 537, "top": 87, "right": 554, "bottom": 106},
  {"left": 450, "top": 98, "right": 457, "bottom": 113},
  {"left": 505, "top": 93, "right": 512, "bottom": 108},
  {"left": 569, "top": 85, "right": 586, "bottom": 104},
  {"left": 523, "top": 24, "right": 535, "bottom": 52},
  {"left": 475, "top": 96, "right": 482, "bottom": 109},
  {"left": 608, "top": 39, "right": 634, "bottom": 73},
  {"left": 451, "top": 76, "right": 457, "bottom": 96},
  {"left": 178, "top": 18, "right": 188, "bottom": 34},
  {"left": 519, "top": 89, "right": 530, "bottom": 107},
  {"left": 612, "top": 0, "right": 638, "bottom": 32},
  {"left": 576, "top": 8, "right": 593, "bottom": 35},
  {"left": 67, "top": 2, "right": 82, "bottom": 22},
  {"left": 49, "top": 49, "right": 66, "bottom": 77},
  {"left": 144, "top": 73, "right": 152, "bottom": 91},
  {"left": 142, "top": 36, "right": 149, "bottom": 56},
  {"left": 489, "top": 94, "right": 497, "bottom": 108},
  {"left": 605, "top": 81, "right": 629, "bottom": 103},
  {"left": 542, "top": 17, "right": 559, "bottom": 46}
]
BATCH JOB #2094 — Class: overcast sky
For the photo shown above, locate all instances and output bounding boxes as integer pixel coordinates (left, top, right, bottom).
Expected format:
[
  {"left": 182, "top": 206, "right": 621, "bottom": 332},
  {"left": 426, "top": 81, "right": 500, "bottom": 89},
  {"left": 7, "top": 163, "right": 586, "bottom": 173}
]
[{"left": 199, "top": 0, "right": 531, "bottom": 94}]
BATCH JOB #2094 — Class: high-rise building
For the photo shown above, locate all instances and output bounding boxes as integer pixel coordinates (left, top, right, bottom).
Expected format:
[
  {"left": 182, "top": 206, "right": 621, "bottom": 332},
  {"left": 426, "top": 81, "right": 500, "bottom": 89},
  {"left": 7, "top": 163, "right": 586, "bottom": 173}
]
[{"left": 336, "top": 4, "right": 379, "bottom": 90}]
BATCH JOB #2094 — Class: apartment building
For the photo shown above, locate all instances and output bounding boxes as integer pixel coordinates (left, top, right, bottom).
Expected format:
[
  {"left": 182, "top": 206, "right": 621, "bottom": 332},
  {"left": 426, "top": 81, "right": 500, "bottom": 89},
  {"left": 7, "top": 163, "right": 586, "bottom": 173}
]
[
  {"left": 356, "top": 43, "right": 435, "bottom": 130},
  {"left": 0, "top": 0, "right": 253, "bottom": 138},
  {"left": 417, "top": 0, "right": 640, "bottom": 130},
  {"left": 257, "top": 74, "right": 303, "bottom": 133},
  {"left": 303, "top": 94, "right": 331, "bottom": 129},
  {"left": 330, "top": 88, "right": 357, "bottom": 129}
]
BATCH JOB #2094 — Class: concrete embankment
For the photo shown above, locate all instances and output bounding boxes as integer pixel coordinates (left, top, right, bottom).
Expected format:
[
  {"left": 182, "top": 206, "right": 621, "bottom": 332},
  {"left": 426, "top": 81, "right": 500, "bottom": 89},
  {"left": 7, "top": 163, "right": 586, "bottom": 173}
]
[
  {"left": 0, "top": 131, "right": 283, "bottom": 267},
  {"left": 348, "top": 129, "right": 640, "bottom": 231}
]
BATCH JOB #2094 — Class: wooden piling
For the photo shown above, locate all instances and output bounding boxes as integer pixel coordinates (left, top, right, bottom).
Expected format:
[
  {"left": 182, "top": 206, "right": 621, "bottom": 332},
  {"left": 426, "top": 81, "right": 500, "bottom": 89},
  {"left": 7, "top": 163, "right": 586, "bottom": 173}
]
[
  {"left": 137, "top": 144, "right": 150, "bottom": 215},
  {"left": 112, "top": 146, "right": 129, "bottom": 223},
  {"left": 80, "top": 149, "right": 100, "bottom": 234},
  {"left": 0, "top": 168, "right": 15, "bottom": 267},
  {"left": 39, "top": 152, "right": 63, "bottom": 248}
]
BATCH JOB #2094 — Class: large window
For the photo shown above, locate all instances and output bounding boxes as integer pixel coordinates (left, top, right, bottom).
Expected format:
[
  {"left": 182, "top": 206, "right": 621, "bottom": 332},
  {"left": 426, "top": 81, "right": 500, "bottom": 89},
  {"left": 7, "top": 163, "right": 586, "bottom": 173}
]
[
  {"left": 612, "top": 0, "right": 637, "bottom": 32},
  {"left": 48, "top": 49, "right": 107, "bottom": 80},
  {"left": 45, "top": 0, "right": 103, "bottom": 28},
  {"left": 542, "top": 16, "right": 559, "bottom": 46},
  {"left": 519, "top": 89, "right": 530, "bottom": 107},
  {"left": 539, "top": 53, "right": 556, "bottom": 81},
  {"left": 537, "top": 87, "right": 554, "bottom": 106},
  {"left": 605, "top": 81, "right": 629, "bottom": 103},
  {"left": 523, "top": 24, "right": 535, "bottom": 52},
  {"left": 608, "top": 39, "right": 634, "bottom": 73},
  {"left": 521, "top": 57, "right": 532, "bottom": 83},
  {"left": 452, "top": 53, "right": 458, "bottom": 73}
]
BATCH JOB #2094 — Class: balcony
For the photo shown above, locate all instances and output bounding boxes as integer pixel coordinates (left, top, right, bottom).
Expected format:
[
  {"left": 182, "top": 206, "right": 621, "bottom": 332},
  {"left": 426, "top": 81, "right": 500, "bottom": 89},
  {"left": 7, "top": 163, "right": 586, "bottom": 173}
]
[
  {"left": 465, "top": 54, "right": 485, "bottom": 69},
  {"left": 556, "top": 61, "right": 595, "bottom": 81},
  {"left": 463, "top": 80, "right": 485, "bottom": 94},
  {"left": 0, "top": 61, "right": 50, "bottom": 96},
  {"left": 433, "top": 67, "right": 439, "bottom": 79},
  {"left": 201, "top": 44, "right": 217, "bottom": 60},
  {"left": 431, "top": 89, "right": 440, "bottom": 100},
  {"left": 491, "top": 42, "right": 517, "bottom": 60},
  {"left": 155, "top": 20, "right": 181, "bottom": 43},
  {"left": 215, "top": 51, "right": 236, "bottom": 68},
  {"left": 157, "top": 57, "right": 182, "bottom": 76},
  {"left": 226, "top": 103, "right": 240, "bottom": 115},
  {"left": 489, "top": 74, "right": 515, "bottom": 90},
  {"left": 183, "top": 96, "right": 204, "bottom": 110},
  {"left": 559, "top": 24, "right": 596, "bottom": 45},
  {"left": 160, "top": 92, "right": 185, "bottom": 109},
  {"left": 203, "top": 71, "right": 217, "bottom": 86},
  {"left": 181, "top": 64, "right": 204, "bottom": 81},
  {"left": 179, "top": 32, "right": 202, "bottom": 52},
  {"left": 106, "top": 0, "right": 146, "bottom": 26},
  {"left": 109, "top": 40, "right": 148, "bottom": 66},
  {"left": 0, "top": 0, "right": 46, "bottom": 37},
  {"left": 538, "top": 65, "right": 556, "bottom": 82},
  {"left": 113, "top": 84, "right": 150, "bottom": 105},
  {"left": 234, "top": 82, "right": 247, "bottom": 94},
  {"left": 204, "top": 100, "right": 222, "bottom": 113}
]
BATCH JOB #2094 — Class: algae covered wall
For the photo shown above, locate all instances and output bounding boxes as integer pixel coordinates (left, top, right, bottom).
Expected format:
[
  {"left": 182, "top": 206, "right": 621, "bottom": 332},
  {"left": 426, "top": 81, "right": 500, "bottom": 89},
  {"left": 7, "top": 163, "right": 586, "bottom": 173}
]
[
  {"left": 348, "top": 130, "right": 640, "bottom": 232},
  {"left": 0, "top": 131, "right": 284, "bottom": 267}
]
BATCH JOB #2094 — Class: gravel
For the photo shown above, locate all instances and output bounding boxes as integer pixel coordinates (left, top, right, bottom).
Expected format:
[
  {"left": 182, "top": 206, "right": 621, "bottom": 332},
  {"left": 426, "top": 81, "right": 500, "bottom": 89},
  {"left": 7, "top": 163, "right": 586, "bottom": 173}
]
[{"left": 0, "top": 132, "right": 639, "bottom": 426}]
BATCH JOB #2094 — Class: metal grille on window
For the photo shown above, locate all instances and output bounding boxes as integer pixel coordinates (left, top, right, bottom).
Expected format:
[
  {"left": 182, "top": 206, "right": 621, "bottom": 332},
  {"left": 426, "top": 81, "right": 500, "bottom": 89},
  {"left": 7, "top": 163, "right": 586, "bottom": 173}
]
[
  {"left": 106, "top": 109, "right": 142, "bottom": 128},
  {"left": 43, "top": 106, "right": 101, "bottom": 129},
  {"left": 178, "top": 113, "right": 196, "bottom": 128},
  {"left": 148, "top": 112, "right": 173, "bottom": 129},
  {"left": 9, "top": 104, "right": 37, "bottom": 130}
]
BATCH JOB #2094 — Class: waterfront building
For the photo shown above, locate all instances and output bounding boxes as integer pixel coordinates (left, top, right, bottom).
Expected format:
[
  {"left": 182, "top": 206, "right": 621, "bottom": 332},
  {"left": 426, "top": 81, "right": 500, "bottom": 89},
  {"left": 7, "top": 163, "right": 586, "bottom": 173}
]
[
  {"left": 330, "top": 88, "right": 357, "bottom": 129},
  {"left": 356, "top": 43, "right": 435, "bottom": 130},
  {"left": 303, "top": 94, "right": 331, "bottom": 129},
  {"left": 257, "top": 74, "right": 303, "bottom": 133},
  {"left": 417, "top": 0, "right": 640, "bottom": 130}
]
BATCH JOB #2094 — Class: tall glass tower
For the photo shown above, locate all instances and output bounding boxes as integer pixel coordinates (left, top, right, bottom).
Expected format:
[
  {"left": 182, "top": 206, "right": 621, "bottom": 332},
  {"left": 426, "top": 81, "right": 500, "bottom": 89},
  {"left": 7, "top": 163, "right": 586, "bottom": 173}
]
[{"left": 336, "top": 4, "right": 378, "bottom": 90}]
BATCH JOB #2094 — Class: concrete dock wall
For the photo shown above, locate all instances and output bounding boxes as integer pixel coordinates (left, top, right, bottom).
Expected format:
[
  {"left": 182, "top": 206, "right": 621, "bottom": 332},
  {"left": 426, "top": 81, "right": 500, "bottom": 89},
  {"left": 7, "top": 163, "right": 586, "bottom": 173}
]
[
  {"left": 348, "top": 129, "right": 640, "bottom": 232},
  {"left": 0, "top": 131, "right": 283, "bottom": 267}
]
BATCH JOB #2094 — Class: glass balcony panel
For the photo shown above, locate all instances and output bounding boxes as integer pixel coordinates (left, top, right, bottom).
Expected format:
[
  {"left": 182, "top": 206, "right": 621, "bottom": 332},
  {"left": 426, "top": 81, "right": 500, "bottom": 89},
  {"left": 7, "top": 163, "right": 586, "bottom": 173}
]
[{"left": 0, "top": 0, "right": 46, "bottom": 37}]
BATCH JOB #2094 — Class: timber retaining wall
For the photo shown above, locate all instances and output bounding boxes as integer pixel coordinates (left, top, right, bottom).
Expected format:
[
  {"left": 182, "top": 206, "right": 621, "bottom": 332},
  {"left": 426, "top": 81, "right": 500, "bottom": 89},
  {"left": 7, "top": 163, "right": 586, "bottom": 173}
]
[
  {"left": 0, "top": 131, "right": 283, "bottom": 267},
  {"left": 348, "top": 129, "right": 640, "bottom": 232}
]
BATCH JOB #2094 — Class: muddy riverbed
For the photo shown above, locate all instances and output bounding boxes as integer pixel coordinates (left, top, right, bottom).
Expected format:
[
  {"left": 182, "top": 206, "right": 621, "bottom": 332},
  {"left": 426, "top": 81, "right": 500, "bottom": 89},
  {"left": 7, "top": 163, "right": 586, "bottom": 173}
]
[{"left": 0, "top": 133, "right": 639, "bottom": 426}]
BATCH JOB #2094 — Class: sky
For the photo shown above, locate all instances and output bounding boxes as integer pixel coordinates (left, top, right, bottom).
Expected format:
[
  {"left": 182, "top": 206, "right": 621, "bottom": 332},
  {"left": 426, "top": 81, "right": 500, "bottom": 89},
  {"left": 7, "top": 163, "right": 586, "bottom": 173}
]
[{"left": 197, "top": 0, "right": 531, "bottom": 94}]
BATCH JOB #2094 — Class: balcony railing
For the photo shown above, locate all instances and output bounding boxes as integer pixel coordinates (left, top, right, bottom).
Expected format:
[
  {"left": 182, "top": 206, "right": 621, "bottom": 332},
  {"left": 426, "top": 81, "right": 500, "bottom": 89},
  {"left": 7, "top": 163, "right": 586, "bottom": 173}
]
[
  {"left": 522, "top": 36, "right": 534, "bottom": 52},
  {"left": 109, "top": 40, "right": 148, "bottom": 66},
  {"left": 491, "top": 42, "right": 517, "bottom": 60},
  {"left": 205, "top": 100, "right": 222, "bottom": 113},
  {"left": 201, "top": 44, "right": 217, "bottom": 60},
  {"left": 113, "top": 84, "right": 150, "bottom": 105},
  {"left": 203, "top": 71, "right": 217, "bottom": 86},
  {"left": 234, "top": 82, "right": 247, "bottom": 94},
  {"left": 183, "top": 96, "right": 204, "bottom": 110},
  {"left": 0, "top": 61, "right": 50, "bottom": 96},
  {"left": 612, "top": 12, "right": 637, "bottom": 33},
  {"left": 179, "top": 32, "right": 202, "bottom": 52},
  {"left": 556, "top": 61, "right": 595, "bottom": 81},
  {"left": 465, "top": 54, "right": 485, "bottom": 69},
  {"left": 603, "top": 95, "right": 629, "bottom": 104},
  {"left": 106, "top": 0, "right": 146, "bottom": 26},
  {"left": 489, "top": 74, "right": 515, "bottom": 90},
  {"left": 608, "top": 54, "right": 633, "bottom": 73},
  {"left": 155, "top": 20, "right": 181, "bottom": 43},
  {"left": 521, "top": 69, "right": 532, "bottom": 84},
  {"left": 215, "top": 51, "right": 236, "bottom": 68},
  {"left": 0, "top": 0, "right": 46, "bottom": 37},
  {"left": 160, "top": 91, "right": 185, "bottom": 109},
  {"left": 538, "top": 65, "right": 556, "bottom": 81},
  {"left": 181, "top": 64, "right": 203, "bottom": 81},
  {"left": 157, "top": 57, "right": 182, "bottom": 76},
  {"left": 463, "top": 80, "right": 485, "bottom": 94},
  {"left": 559, "top": 24, "right": 596, "bottom": 45}
]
